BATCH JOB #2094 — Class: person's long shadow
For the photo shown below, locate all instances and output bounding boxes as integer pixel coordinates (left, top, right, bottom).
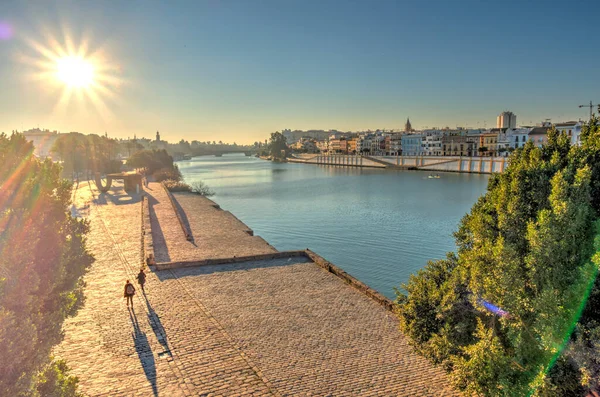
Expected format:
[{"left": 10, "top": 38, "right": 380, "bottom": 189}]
[
  {"left": 142, "top": 290, "right": 170, "bottom": 355},
  {"left": 129, "top": 308, "right": 158, "bottom": 397},
  {"left": 146, "top": 193, "right": 172, "bottom": 263}
]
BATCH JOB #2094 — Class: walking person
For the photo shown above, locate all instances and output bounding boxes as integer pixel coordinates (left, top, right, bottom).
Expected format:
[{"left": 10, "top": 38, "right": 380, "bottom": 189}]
[
  {"left": 124, "top": 280, "right": 136, "bottom": 308},
  {"left": 136, "top": 268, "right": 146, "bottom": 292}
]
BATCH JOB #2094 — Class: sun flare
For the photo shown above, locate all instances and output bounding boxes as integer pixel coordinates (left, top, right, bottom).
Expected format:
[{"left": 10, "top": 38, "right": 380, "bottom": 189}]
[
  {"left": 20, "top": 28, "right": 124, "bottom": 119},
  {"left": 55, "top": 56, "right": 94, "bottom": 88}
]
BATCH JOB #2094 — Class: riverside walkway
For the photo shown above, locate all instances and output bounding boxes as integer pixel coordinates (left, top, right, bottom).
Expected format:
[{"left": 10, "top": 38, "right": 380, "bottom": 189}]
[{"left": 55, "top": 180, "right": 458, "bottom": 396}]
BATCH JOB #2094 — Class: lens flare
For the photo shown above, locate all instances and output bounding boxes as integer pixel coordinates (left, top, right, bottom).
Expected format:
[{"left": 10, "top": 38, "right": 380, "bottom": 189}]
[
  {"left": 0, "top": 21, "right": 13, "bottom": 41},
  {"left": 478, "top": 298, "right": 511, "bottom": 318}
]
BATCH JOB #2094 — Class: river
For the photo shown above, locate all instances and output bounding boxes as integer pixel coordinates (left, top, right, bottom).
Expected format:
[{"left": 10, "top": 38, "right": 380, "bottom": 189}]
[{"left": 177, "top": 154, "right": 489, "bottom": 299}]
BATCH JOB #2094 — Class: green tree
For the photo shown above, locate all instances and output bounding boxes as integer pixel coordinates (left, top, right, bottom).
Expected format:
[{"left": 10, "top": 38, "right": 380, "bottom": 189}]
[
  {"left": 0, "top": 133, "right": 93, "bottom": 396},
  {"left": 268, "top": 132, "right": 290, "bottom": 160},
  {"left": 397, "top": 118, "right": 600, "bottom": 395},
  {"left": 127, "top": 149, "right": 175, "bottom": 174}
]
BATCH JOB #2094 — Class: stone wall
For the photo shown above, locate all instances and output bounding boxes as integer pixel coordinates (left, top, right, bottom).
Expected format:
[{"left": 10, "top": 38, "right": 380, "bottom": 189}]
[{"left": 160, "top": 182, "right": 192, "bottom": 241}]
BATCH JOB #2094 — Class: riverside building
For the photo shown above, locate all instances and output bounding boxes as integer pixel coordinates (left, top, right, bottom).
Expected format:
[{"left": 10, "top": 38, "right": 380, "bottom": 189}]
[
  {"left": 23, "top": 128, "right": 59, "bottom": 158},
  {"left": 497, "top": 111, "right": 517, "bottom": 128}
]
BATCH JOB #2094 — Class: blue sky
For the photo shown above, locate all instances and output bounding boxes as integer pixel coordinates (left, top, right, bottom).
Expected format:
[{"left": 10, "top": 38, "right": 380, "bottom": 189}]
[{"left": 0, "top": 0, "right": 598, "bottom": 143}]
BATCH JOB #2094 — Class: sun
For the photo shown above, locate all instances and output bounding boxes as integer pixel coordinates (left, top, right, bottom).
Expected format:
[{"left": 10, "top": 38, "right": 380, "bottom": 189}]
[
  {"left": 55, "top": 56, "right": 94, "bottom": 88},
  {"left": 19, "top": 27, "right": 124, "bottom": 119}
]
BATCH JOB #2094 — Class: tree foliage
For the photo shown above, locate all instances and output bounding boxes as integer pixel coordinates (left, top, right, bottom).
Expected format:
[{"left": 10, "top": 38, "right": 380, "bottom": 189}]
[
  {"left": 51, "top": 132, "right": 121, "bottom": 178},
  {"left": 0, "top": 133, "right": 93, "bottom": 396},
  {"left": 268, "top": 132, "right": 290, "bottom": 160},
  {"left": 397, "top": 115, "right": 600, "bottom": 396},
  {"left": 126, "top": 149, "right": 177, "bottom": 175}
]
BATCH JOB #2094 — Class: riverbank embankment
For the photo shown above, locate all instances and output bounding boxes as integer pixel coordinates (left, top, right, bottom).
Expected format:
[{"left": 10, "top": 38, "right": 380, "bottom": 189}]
[
  {"left": 56, "top": 180, "right": 459, "bottom": 396},
  {"left": 289, "top": 153, "right": 508, "bottom": 173}
]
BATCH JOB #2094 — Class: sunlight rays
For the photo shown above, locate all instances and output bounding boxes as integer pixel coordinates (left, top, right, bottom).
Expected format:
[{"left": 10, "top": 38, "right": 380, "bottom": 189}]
[{"left": 18, "top": 25, "right": 125, "bottom": 121}]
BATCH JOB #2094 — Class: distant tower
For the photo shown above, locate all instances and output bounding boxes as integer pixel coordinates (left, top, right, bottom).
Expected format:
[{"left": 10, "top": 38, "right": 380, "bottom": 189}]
[
  {"left": 156, "top": 130, "right": 161, "bottom": 142},
  {"left": 497, "top": 111, "right": 517, "bottom": 128},
  {"left": 404, "top": 118, "right": 412, "bottom": 132}
]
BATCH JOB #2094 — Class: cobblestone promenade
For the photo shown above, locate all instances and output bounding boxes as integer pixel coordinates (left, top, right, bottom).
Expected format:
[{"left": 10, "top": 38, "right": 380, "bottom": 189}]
[{"left": 55, "top": 181, "right": 458, "bottom": 396}]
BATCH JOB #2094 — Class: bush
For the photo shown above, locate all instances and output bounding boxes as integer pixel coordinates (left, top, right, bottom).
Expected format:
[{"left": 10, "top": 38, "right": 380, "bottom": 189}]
[
  {"left": 153, "top": 166, "right": 182, "bottom": 182},
  {"left": 35, "top": 359, "right": 82, "bottom": 397},
  {"left": 190, "top": 181, "right": 215, "bottom": 197},
  {"left": 162, "top": 179, "right": 191, "bottom": 192}
]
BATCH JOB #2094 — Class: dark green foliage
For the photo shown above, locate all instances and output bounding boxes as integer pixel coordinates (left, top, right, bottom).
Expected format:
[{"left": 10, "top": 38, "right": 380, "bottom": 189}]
[
  {"left": 268, "top": 132, "right": 290, "bottom": 160},
  {"left": 397, "top": 118, "right": 600, "bottom": 395},
  {"left": 35, "top": 359, "right": 82, "bottom": 397},
  {"left": 127, "top": 149, "right": 177, "bottom": 176},
  {"left": 0, "top": 133, "right": 93, "bottom": 396}
]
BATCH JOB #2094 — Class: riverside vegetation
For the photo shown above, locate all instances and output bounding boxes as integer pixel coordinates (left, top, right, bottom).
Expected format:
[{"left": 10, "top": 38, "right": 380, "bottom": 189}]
[
  {"left": 0, "top": 133, "right": 93, "bottom": 396},
  {"left": 127, "top": 149, "right": 214, "bottom": 195},
  {"left": 396, "top": 115, "right": 600, "bottom": 396}
]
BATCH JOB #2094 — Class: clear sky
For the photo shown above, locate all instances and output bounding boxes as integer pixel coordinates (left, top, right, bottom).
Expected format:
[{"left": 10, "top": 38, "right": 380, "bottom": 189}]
[{"left": 1, "top": 0, "right": 598, "bottom": 144}]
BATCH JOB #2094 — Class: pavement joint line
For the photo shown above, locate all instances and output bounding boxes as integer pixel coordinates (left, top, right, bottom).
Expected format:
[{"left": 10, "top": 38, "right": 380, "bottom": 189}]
[{"left": 163, "top": 266, "right": 281, "bottom": 397}]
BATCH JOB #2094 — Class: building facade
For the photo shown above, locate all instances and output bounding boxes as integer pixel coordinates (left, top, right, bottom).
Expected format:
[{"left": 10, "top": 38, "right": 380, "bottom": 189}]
[
  {"left": 497, "top": 111, "right": 517, "bottom": 129},
  {"left": 442, "top": 135, "right": 478, "bottom": 156},
  {"left": 23, "top": 128, "right": 59, "bottom": 158},
  {"left": 506, "top": 128, "right": 531, "bottom": 149},
  {"left": 555, "top": 121, "right": 583, "bottom": 146},
  {"left": 528, "top": 127, "right": 550, "bottom": 148},
  {"left": 422, "top": 131, "right": 443, "bottom": 156},
  {"left": 401, "top": 133, "right": 424, "bottom": 156},
  {"left": 479, "top": 131, "right": 500, "bottom": 156}
]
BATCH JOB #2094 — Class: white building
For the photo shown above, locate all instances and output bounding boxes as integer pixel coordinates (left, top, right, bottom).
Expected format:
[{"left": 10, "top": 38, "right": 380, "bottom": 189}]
[
  {"left": 370, "top": 133, "right": 385, "bottom": 155},
  {"left": 497, "top": 111, "right": 517, "bottom": 129},
  {"left": 555, "top": 121, "right": 584, "bottom": 146},
  {"left": 22, "top": 128, "right": 59, "bottom": 158},
  {"left": 506, "top": 128, "right": 531, "bottom": 149},
  {"left": 422, "top": 130, "right": 443, "bottom": 156}
]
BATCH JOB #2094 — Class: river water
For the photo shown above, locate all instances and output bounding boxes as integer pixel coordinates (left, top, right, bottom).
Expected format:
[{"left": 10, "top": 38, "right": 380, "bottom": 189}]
[{"left": 178, "top": 154, "right": 489, "bottom": 299}]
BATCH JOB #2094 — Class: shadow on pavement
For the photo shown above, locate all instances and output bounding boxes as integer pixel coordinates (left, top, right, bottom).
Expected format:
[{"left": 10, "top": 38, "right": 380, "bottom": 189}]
[
  {"left": 156, "top": 256, "right": 310, "bottom": 282},
  {"left": 142, "top": 290, "right": 171, "bottom": 355},
  {"left": 129, "top": 308, "right": 158, "bottom": 397},
  {"left": 170, "top": 193, "right": 196, "bottom": 245},
  {"left": 146, "top": 193, "right": 172, "bottom": 263}
]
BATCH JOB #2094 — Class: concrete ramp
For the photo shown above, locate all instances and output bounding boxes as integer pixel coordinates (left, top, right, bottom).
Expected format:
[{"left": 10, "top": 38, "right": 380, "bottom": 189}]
[{"left": 145, "top": 183, "right": 277, "bottom": 265}]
